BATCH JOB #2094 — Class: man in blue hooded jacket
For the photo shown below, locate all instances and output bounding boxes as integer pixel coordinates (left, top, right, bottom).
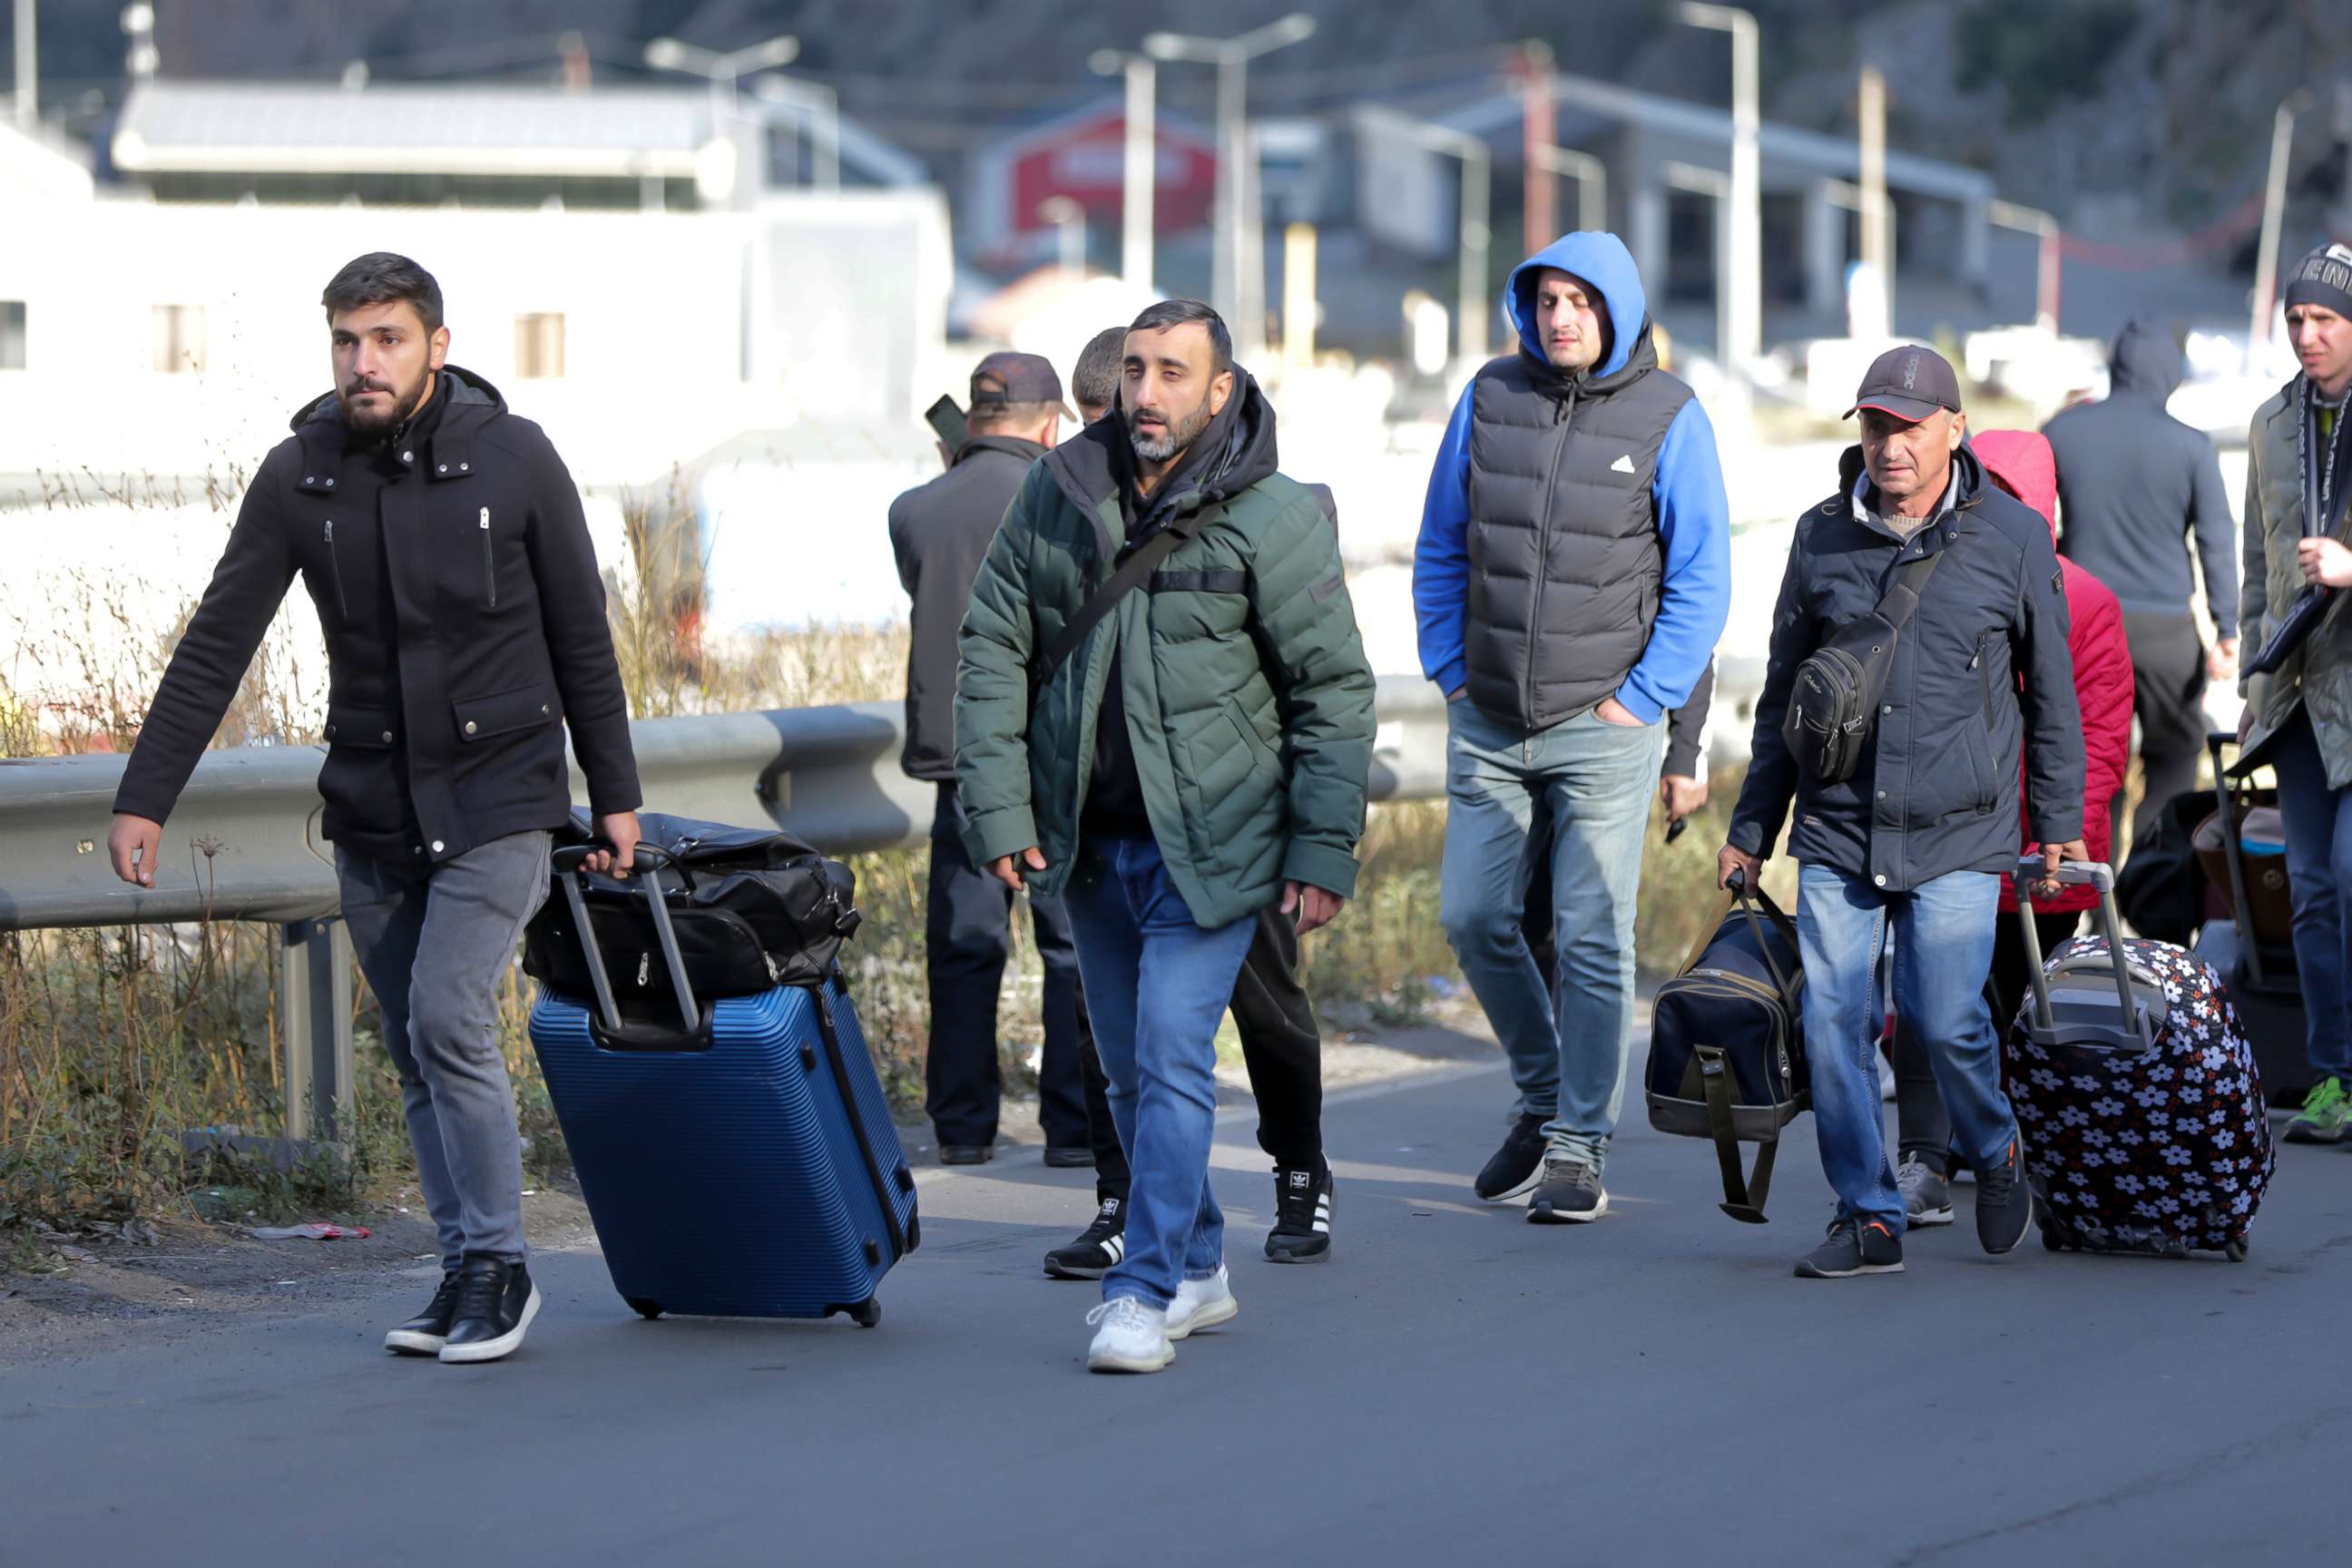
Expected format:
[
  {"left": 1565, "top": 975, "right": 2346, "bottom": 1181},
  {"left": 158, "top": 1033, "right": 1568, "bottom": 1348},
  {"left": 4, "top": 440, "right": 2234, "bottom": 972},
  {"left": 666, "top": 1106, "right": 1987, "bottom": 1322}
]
[{"left": 1414, "top": 232, "right": 1730, "bottom": 1222}]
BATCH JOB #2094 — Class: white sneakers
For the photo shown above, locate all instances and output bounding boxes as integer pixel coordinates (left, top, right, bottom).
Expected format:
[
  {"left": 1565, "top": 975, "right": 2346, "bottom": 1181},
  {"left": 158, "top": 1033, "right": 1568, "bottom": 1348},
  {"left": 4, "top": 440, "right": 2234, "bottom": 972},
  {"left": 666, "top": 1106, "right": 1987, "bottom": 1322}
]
[
  {"left": 1086, "top": 1267, "right": 1240, "bottom": 1373},
  {"left": 1163, "top": 1265, "right": 1238, "bottom": 1340},
  {"left": 1085, "top": 1298, "right": 1174, "bottom": 1373}
]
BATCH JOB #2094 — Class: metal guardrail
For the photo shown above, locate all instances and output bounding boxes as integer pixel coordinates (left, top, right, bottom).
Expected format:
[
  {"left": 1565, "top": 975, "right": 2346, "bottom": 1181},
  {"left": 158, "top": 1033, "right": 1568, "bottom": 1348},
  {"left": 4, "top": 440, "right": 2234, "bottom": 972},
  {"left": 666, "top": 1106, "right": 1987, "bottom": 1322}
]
[{"left": 0, "top": 678, "right": 1449, "bottom": 1139}]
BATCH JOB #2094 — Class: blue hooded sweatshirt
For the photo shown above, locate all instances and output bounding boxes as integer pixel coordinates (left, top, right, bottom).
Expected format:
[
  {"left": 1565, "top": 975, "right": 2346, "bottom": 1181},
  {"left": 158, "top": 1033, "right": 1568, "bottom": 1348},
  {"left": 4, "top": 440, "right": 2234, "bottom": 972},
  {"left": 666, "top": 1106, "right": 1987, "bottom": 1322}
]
[{"left": 1412, "top": 231, "right": 1730, "bottom": 724}]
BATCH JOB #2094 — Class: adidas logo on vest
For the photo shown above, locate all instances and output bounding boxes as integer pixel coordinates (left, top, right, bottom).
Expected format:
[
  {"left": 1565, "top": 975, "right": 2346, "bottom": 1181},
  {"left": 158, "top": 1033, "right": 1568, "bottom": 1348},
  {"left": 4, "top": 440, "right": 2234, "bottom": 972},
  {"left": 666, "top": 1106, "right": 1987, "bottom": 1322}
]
[{"left": 1609, "top": 453, "right": 1636, "bottom": 475}]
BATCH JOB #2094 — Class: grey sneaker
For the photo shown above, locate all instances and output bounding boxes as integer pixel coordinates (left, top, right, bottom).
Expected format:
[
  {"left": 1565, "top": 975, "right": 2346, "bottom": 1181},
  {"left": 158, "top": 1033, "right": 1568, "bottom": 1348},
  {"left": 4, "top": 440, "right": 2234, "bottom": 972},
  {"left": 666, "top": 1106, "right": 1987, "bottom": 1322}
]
[
  {"left": 1898, "top": 1153, "right": 1955, "bottom": 1228},
  {"left": 1526, "top": 1157, "right": 1608, "bottom": 1224},
  {"left": 1795, "top": 1217, "right": 1905, "bottom": 1279}
]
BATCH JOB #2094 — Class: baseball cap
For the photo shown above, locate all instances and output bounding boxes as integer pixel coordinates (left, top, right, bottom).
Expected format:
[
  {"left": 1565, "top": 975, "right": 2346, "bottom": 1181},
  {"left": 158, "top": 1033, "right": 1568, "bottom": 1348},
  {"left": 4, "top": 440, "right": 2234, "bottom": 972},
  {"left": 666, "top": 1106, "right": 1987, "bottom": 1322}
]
[
  {"left": 1845, "top": 345, "right": 1963, "bottom": 423},
  {"left": 970, "top": 351, "right": 1076, "bottom": 420}
]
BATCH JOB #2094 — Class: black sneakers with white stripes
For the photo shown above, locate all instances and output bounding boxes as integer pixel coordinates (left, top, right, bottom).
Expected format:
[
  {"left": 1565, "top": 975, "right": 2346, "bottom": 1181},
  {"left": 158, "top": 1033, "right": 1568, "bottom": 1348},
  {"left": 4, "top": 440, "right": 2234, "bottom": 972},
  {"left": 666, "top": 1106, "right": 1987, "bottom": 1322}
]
[
  {"left": 1265, "top": 1161, "right": 1334, "bottom": 1263},
  {"left": 1044, "top": 1196, "right": 1127, "bottom": 1280}
]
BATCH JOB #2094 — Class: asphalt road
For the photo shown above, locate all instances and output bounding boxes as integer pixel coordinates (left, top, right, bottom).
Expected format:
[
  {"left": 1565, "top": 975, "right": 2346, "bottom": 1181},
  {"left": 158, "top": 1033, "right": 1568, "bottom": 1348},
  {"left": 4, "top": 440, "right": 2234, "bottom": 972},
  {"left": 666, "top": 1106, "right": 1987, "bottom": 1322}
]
[{"left": 6, "top": 1057, "right": 2346, "bottom": 1567}]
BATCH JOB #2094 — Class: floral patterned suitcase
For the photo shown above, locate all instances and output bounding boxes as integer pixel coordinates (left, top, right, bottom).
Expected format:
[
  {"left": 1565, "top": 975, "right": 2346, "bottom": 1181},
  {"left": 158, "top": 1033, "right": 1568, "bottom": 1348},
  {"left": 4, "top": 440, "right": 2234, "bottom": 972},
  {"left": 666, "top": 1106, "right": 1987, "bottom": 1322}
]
[{"left": 2004, "top": 862, "right": 2273, "bottom": 1261}]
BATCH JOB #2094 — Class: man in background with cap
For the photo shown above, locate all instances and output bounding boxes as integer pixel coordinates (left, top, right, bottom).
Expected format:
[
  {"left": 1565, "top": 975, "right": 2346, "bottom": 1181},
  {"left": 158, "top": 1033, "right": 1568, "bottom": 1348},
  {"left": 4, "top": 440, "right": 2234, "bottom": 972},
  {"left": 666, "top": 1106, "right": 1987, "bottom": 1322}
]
[
  {"left": 889, "top": 352, "right": 1089, "bottom": 1165},
  {"left": 2238, "top": 242, "right": 2352, "bottom": 1144},
  {"left": 1723, "top": 346, "right": 2086, "bottom": 1279}
]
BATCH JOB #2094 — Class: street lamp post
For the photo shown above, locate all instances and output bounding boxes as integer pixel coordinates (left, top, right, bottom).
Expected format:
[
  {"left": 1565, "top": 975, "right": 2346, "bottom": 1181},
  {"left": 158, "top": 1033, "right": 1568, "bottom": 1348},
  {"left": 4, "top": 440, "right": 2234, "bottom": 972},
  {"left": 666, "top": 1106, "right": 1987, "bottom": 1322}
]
[
  {"left": 1089, "top": 49, "right": 1157, "bottom": 291},
  {"left": 1986, "top": 199, "right": 2061, "bottom": 335},
  {"left": 1531, "top": 144, "right": 1606, "bottom": 236},
  {"left": 1678, "top": 4, "right": 1760, "bottom": 372},
  {"left": 2251, "top": 89, "right": 2315, "bottom": 368},
  {"left": 1395, "top": 119, "right": 1494, "bottom": 368},
  {"left": 643, "top": 32, "right": 800, "bottom": 119},
  {"left": 1142, "top": 14, "right": 1315, "bottom": 359}
]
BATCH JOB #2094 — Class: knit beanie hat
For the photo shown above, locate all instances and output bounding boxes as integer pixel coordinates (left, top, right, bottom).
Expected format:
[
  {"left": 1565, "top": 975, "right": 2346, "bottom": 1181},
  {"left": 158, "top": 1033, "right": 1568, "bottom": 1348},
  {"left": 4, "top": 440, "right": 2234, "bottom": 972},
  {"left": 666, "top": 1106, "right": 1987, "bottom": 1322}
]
[{"left": 2284, "top": 242, "right": 2352, "bottom": 320}]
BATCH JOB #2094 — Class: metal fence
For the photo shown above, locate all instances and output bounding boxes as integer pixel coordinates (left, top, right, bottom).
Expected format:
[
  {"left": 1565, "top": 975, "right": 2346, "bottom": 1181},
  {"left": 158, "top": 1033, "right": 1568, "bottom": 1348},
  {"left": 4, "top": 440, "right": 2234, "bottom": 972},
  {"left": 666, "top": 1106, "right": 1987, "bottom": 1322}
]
[{"left": 0, "top": 678, "right": 1449, "bottom": 1140}]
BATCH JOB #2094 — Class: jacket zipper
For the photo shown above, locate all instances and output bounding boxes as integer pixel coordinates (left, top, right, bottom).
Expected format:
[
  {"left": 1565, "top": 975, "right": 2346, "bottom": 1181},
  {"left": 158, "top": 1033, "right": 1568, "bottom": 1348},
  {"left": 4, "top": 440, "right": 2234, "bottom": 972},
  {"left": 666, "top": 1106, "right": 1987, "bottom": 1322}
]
[
  {"left": 1524, "top": 387, "right": 1579, "bottom": 724},
  {"left": 1970, "top": 632, "right": 1996, "bottom": 808},
  {"left": 480, "top": 508, "right": 495, "bottom": 609},
  {"left": 322, "top": 519, "right": 349, "bottom": 620}
]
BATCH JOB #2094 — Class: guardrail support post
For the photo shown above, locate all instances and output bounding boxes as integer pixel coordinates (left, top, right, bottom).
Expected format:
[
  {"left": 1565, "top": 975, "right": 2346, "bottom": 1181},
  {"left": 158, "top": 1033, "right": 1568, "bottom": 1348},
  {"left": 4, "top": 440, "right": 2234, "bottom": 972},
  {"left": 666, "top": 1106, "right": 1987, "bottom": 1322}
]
[{"left": 279, "top": 918, "right": 354, "bottom": 1143}]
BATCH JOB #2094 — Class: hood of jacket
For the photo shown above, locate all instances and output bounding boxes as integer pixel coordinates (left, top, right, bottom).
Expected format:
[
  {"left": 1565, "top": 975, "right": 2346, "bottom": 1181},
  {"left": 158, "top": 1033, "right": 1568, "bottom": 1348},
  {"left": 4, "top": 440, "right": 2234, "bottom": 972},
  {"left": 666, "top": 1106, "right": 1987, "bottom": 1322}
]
[
  {"left": 289, "top": 364, "right": 506, "bottom": 434},
  {"left": 1044, "top": 365, "right": 1280, "bottom": 541},
  {"left": 2106, "top": 318, "right": 2184, "bottom": 402},
  {"left": 1973, "top": 429, "right": 2059, "bottom": 539},
  {"left": 1504, "top": 230, "right": 1651, "bottom": 383}
]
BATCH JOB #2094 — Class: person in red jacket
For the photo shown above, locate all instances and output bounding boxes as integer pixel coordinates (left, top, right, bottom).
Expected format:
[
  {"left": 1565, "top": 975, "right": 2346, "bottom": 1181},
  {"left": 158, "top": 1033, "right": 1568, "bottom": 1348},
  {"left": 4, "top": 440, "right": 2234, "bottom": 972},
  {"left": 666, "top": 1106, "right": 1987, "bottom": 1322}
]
[{"left": 1896, "top": 428, "right": 2135, "bottom": 1225}]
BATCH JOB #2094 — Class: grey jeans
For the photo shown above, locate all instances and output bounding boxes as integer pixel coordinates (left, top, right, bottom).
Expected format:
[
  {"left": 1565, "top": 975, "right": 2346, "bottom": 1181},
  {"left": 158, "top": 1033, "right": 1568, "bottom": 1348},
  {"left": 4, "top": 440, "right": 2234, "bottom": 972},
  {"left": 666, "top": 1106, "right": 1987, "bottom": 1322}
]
[{"left": 337, "top": 831, "right": 552, "bottom": 1270}]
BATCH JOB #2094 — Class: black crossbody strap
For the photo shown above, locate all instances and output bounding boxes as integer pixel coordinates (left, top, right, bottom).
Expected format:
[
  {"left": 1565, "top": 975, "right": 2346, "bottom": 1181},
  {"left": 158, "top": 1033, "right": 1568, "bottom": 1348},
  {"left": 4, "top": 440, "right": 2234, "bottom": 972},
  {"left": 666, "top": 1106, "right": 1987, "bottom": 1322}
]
[
  {"left": 1030, "top": 525, "right": 1190, "bottom": 693},
  {"left": 1873, "top": 545, "right": 1946, "bottom": 633}
]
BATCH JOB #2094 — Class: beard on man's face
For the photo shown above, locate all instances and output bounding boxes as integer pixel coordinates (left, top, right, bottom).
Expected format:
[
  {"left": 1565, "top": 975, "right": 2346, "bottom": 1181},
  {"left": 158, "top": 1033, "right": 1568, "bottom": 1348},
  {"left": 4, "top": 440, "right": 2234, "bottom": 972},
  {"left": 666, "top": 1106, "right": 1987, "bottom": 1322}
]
[
  {"left": 1125, "top": 394, "right": 1213, "bottom": 464},
  {"left": 340, "top": 366, "right": 430, "bottom": 436}
]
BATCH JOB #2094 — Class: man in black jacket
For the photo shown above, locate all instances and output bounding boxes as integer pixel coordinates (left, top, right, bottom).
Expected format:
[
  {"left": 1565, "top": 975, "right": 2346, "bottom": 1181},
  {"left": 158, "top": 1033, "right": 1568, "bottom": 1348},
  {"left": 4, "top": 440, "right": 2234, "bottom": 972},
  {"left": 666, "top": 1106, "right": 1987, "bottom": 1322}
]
[
  {"left": 1722, "top": 347, "right": 2086, "bottom": 1280},
  {"left": 889, "top": 353, "right": 1090, "bottom": 1166},
  {"left": 108, "top": 253, "right": 640, "bottom": 1363},
  {"left": 2043, "top": 318, "right": 2238, "bottom": 840}
]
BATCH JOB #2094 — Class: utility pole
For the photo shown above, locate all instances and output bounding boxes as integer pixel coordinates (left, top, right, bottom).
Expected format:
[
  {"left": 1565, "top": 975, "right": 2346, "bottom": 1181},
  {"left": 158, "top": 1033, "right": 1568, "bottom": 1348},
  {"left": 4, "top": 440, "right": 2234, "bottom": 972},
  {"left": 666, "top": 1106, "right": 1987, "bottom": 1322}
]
[
  {"left": 14, "top": 0, "right": 34, "bottom": 129},
  {"left": 1517, "top": 40, "right": 1556, "bottom": 253},
  {"left": 1857, "top": 64, "right": 1892, "bottom": 337},
  {"left": 2251, "top": 90, "right": 2314, "bottom": 368}
]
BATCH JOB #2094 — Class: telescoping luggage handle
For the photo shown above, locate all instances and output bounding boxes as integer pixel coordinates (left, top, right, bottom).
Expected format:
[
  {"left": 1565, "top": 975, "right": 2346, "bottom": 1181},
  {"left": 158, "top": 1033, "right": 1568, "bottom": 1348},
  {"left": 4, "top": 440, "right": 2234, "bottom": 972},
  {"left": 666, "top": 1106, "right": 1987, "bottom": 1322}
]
[
  {"left": 2014, "top": 858, "right": 2147, "bottom": 1045},
  {"left": 550, "top": 843, "right": 700, "bottom": 1035},
  {"left": 2206, "top": 730, "right": 2268, "bottom": 988}
]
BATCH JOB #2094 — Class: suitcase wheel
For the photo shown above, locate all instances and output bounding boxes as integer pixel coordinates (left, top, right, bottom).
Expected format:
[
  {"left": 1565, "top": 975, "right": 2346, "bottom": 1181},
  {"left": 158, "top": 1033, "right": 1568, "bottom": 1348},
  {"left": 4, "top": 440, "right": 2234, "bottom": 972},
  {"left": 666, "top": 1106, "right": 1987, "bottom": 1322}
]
[
  {"left": 627, "top": 1297, "right": 665, "bottom": 1321},
  {"left": 849, "top": 1298, "right": 881, "bottom": 1329},
  {"left": 2225, "top": 1239, "right": 2249, "bottom": 1264}
]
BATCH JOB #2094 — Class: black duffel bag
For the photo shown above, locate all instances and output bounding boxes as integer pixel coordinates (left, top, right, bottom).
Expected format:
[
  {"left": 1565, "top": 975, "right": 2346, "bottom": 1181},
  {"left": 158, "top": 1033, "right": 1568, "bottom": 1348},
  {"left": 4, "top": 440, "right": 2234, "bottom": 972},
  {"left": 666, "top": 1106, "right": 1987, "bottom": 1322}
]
[
  {"left": 1644, "top": 872, "right": 1806, "bottom": 1223},
  {"left": 522, "top": 809, "right": 861, "bottom": 1015}
]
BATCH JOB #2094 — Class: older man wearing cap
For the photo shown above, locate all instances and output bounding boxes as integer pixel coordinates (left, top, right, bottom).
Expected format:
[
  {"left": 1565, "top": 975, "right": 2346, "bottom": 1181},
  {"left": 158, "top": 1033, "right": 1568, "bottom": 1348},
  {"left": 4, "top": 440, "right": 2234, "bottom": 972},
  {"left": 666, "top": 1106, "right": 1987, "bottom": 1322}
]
[
  {"left": 1721, "top": 346, "right": 2087, "bottom": 1279},
  {"left": 889, "top": 352, "right": 1086, "bottom": 1164}
]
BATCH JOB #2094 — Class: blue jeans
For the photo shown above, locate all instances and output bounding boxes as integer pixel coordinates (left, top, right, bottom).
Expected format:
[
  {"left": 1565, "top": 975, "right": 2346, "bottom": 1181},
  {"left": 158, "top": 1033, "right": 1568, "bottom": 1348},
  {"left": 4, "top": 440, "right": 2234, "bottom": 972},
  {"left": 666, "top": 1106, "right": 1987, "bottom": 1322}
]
[
  {"left": 1438, "top": 698, "right": 1664, "bottom": 1168},
  {"left": 1798, "top": 863, "right": 2014, "bottom": 1230},
  {"left": 2270, "top": 708, "right": 2352, "bottom": 1086},
  {"left": 1065, "top": 836, "right": 1258, "bottom": 1308}
]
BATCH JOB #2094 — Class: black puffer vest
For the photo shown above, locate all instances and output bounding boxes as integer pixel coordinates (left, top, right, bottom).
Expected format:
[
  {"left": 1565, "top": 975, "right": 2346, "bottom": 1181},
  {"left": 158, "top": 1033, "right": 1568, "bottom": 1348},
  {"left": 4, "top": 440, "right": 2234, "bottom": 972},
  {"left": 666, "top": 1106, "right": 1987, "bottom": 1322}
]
[{"left": 1463, "top": 327, "right": 1692, "bottom": 732}]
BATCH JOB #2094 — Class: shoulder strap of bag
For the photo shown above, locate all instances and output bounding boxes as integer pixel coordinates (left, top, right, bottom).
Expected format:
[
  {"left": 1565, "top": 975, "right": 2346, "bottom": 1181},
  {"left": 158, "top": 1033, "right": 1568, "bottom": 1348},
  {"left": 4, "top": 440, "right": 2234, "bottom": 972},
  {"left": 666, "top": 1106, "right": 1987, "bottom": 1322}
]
[
  {"left": 1696, "top": 1044, "right": 1779, "bottom": 1224},
  {"left": 1872, "top": 544, "right": 1946, "bottom": 633},
  {"left": 1030, "top": 524, "right": 1191, "bottom": 693}
]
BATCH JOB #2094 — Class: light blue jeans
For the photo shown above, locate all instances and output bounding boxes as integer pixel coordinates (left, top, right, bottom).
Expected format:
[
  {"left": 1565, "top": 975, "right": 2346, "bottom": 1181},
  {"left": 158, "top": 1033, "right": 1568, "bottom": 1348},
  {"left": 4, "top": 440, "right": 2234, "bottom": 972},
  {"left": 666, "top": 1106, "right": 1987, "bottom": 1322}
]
[
  {"left": 1439, "top": 698, "right": 1664, "bottom": 1169},
  {"left": 1065, "top": 836, "right": 1257, "bottom": 1309},
  {"left": 1798, "top": 862, "right": 2014, "bottom": 1231}
]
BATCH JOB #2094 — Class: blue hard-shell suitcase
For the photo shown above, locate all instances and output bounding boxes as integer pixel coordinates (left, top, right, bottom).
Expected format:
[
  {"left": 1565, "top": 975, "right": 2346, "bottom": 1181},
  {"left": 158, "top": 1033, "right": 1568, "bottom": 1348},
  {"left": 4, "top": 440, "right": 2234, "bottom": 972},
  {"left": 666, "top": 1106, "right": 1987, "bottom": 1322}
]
[{"left": 527, "top": 845, "right": 918, "bottom": 1326}]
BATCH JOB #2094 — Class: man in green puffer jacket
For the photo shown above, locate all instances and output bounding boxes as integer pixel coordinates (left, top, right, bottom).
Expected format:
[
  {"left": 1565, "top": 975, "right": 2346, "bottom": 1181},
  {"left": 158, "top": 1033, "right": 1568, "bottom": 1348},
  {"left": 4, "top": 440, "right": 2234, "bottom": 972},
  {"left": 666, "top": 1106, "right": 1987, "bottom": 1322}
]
[{"left": 956, "top": 299, "right": 1374, "bottom": 1374}]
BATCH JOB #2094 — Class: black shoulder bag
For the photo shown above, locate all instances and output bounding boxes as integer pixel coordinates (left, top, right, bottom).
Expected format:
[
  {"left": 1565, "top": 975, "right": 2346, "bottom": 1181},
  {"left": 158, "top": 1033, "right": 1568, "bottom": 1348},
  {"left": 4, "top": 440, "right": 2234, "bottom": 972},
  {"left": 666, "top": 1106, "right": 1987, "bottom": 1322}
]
[{"left": 1781, "top": 545, "right": 1946, "bottom": 783}]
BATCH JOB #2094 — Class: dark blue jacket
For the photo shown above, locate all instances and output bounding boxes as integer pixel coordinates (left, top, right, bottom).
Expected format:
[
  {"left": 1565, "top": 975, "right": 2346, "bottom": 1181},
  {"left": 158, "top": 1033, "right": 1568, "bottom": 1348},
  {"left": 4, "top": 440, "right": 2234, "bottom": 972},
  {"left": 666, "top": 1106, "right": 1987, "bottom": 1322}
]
[
  {"left": 1728, "top": 443, "right": 2086, "bottom": 893},
  {"left": 2042, "top": 318, "right": 2237, "bottom": 636}
]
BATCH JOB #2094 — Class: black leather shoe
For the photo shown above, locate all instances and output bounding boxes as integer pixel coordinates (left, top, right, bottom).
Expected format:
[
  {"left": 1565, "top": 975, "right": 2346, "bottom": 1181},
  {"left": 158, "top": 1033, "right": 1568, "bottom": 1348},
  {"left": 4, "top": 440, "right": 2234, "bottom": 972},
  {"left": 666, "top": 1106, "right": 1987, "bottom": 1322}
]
[
  {"left": 437, "top": 1257, "right": 541, "bottom": 1365},
  {"left": 1043, "top": 1146, "right": 1096, "bottom": 1169},
  {"left": 383, "top": 1271, "right": 460, "bottom": 1356},
  {"left": 939, "top": 1144, "right": 994, "bottom": 1166}
]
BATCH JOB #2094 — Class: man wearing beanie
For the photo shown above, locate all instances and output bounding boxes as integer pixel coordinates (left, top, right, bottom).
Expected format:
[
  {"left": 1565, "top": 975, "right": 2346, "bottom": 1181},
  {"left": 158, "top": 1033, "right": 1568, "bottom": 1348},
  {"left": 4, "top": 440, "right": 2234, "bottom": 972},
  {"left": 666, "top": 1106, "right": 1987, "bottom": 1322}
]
[
  {"left": 1723, "top": 346, "right": 2086, "bottom": 1279},
  {"left": 2239, "top": 242, "right": 2352, "bottom": 1143}
]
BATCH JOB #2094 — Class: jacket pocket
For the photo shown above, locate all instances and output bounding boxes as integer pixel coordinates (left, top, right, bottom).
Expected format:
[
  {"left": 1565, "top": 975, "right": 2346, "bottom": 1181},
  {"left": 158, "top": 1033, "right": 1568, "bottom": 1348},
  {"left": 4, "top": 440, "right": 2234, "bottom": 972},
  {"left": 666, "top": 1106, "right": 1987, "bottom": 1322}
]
[
  {"left": 452, "top": 682, "right": 561, "bottom": 742},
  {"left": 323, "top": 702, "right": 397, "bottom": 749},
  {"left": 479, "top": 508, "right": 497, "bottom": 610},
  {"left": 1966, "top": 632, "right": 2000, "bottom": 812},
  {"left": 322, "top": 519, "right": 350, "bottom": 622},
  {"left": 1225, "top": 694, "right": 1278, "bottom": 776}
]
